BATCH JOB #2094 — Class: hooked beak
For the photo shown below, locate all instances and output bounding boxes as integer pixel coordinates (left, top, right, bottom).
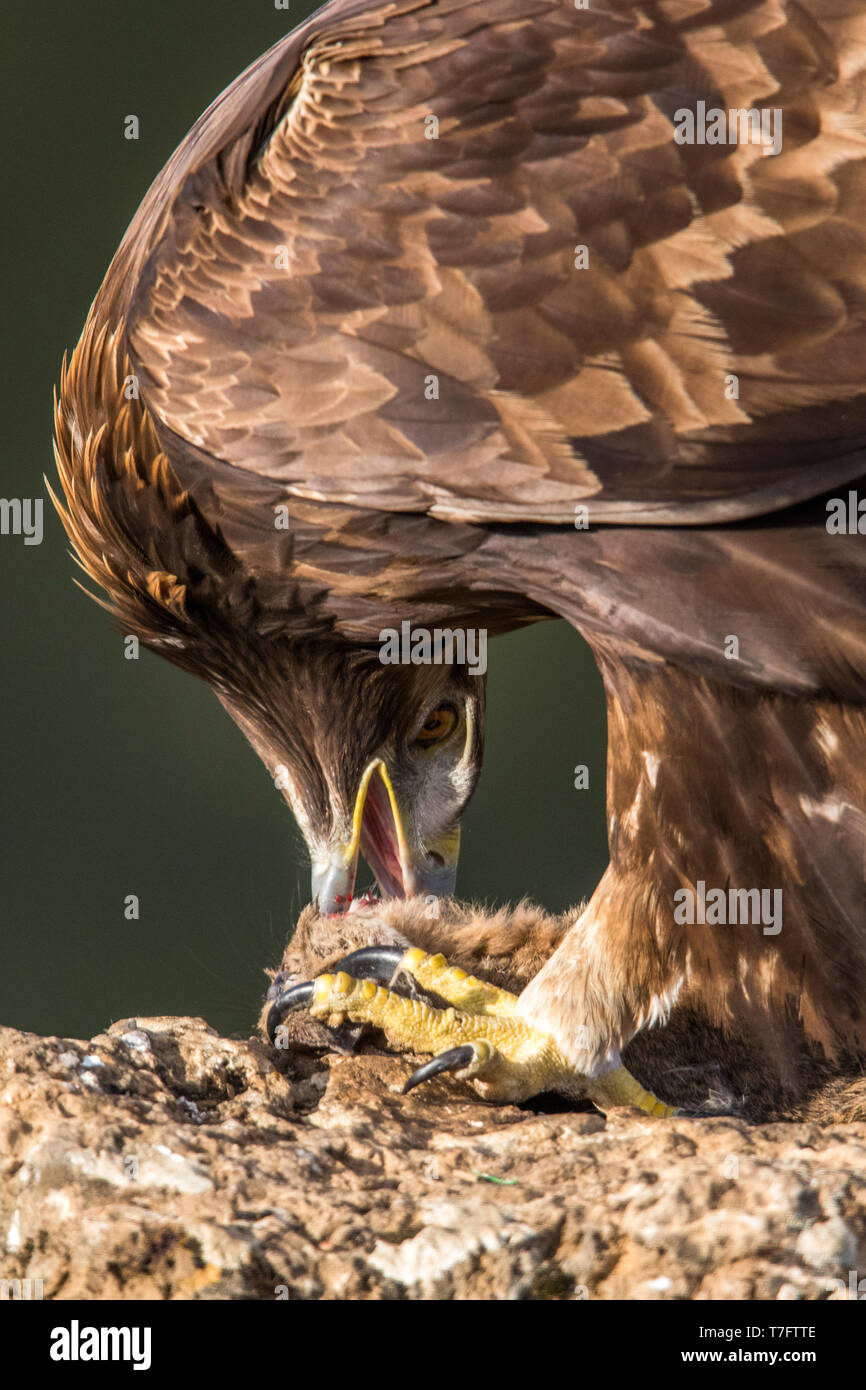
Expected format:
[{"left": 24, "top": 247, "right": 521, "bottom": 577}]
[{"left": 311, "top": 758, "right": 459, "bottom": 914}]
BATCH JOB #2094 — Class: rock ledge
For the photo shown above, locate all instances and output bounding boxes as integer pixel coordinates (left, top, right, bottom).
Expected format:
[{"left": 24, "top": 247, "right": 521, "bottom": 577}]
[{"left": 1, "top": 1017, "right": 864, "bottom": 1300}]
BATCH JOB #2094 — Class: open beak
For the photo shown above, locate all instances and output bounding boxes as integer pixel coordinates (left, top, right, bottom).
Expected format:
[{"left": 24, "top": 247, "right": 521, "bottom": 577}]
[{"left": 311, "top": 758, "right": 459, "bottom": 914}]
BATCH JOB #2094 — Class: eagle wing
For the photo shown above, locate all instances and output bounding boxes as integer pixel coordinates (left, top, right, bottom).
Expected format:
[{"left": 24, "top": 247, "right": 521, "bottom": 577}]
[{"left": 115, "top": 0, "right": 866, "bottom": 533}]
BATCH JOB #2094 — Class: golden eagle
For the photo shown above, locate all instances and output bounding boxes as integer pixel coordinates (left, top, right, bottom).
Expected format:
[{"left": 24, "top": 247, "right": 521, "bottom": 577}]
[{"left": 53, "top": 0, "right": 866, "bottom": 1115}]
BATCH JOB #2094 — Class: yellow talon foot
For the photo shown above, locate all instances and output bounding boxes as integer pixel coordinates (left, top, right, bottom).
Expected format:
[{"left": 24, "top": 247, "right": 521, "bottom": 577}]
[
  {"left": 267, "top": 948, "right": 677, "bottom": 1114},
  {"left": 399, "top": 947, "right": 517, "bottom": 1017}
]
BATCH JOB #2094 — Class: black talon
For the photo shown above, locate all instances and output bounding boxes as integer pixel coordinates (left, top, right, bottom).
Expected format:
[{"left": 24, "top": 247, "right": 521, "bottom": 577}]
[
  {"left": 330, "top": 945, "right": 405, "bottom": 982},
  {"left": 266, "top": 981, "right": 315, "bottom": 1043},
  {"left": 402, "top": 1044, "right": 477, "bottom": 1094}
]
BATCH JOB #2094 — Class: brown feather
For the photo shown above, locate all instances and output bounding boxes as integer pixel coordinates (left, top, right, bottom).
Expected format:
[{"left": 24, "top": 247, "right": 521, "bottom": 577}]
[{"left": 54, "top": 0, "right": 866, "bottom": 1114}]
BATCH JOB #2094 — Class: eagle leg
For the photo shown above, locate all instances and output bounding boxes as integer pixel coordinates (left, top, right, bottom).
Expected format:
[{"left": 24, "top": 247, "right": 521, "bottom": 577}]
[{"left": 268, "top": 949, "right": 676, "bottom": 1115}]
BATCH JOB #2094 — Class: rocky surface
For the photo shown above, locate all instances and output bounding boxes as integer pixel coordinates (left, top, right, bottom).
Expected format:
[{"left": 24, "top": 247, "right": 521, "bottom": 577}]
[{"left": 2, "top": 1013, "right": 865, "bottom": 1300}]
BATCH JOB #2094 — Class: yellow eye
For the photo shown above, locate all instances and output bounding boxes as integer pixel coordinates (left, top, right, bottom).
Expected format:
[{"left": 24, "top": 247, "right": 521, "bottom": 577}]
[{"left": 415, "top": 706, "right": 458, "bottom": 747}]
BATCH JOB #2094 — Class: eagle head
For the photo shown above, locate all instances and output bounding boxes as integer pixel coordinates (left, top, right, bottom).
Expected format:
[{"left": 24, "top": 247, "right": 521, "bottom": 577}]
[
  {"left": 214, "top": 640, "right": 486, "bottom": 914},
  {"left": 50, "top": 327, "right": 487, "bottom": 919}
]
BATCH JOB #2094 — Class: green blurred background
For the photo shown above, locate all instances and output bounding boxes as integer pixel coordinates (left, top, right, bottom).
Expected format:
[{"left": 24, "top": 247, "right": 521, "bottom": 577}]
[{"left": 2, "top": 0, "right": 608, "bottom": 1041}]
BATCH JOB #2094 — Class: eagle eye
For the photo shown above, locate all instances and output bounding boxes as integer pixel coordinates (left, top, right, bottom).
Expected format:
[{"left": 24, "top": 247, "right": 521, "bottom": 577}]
[{"left": 414, "top": 704, "right": 458, "bottom": 748}]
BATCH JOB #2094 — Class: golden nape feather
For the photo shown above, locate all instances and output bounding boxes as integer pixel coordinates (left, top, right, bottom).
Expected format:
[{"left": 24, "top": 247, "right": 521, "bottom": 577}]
[{"left": 51, "top": 324, "right": 190, "bottom": 633}]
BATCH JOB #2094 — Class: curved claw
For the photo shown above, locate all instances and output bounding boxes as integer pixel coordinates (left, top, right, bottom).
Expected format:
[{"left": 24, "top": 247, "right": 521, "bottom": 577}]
[
  {"left": 266, "top": 981, "right": 315, "bottom": 1043},
  {"left": 330, "top": 945, "right": 405, "bottom": 982},
  {"left": 402, "top": 1044, "right": 477, "bottom": 1094}
]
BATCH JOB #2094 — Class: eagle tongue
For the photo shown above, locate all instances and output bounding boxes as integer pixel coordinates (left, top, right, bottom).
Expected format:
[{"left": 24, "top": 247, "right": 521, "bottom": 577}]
[{"left": 359, "top": 771, "right": 405, "bottom": 899}]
